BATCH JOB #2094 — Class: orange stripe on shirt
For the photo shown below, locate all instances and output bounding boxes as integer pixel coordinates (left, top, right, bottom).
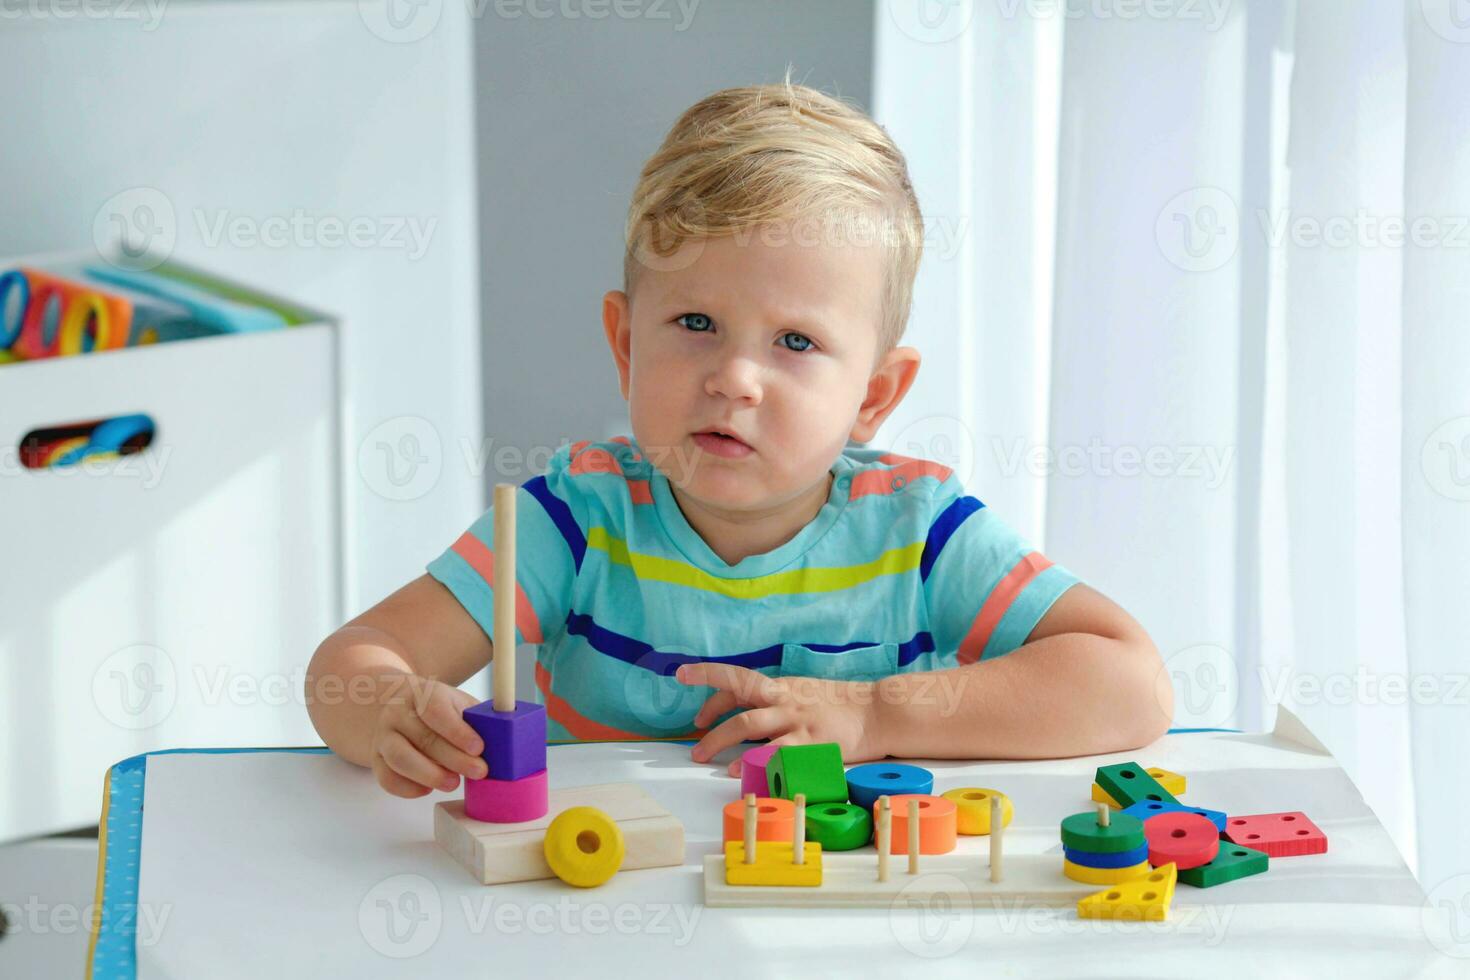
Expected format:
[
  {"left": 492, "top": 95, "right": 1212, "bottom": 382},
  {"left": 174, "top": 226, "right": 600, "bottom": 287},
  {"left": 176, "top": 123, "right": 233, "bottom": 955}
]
[
  {"left": 450, "top": 532, "right": 545, "bottom": 644},
  {"left": 535, "top": 662, "right": 701, "bottom": 742},
  {"left": 849, "top": 458, "right": 955, "bottom": 500},
  {"left": 956, "top": 551, "right": 1053, "bottom": 665}
]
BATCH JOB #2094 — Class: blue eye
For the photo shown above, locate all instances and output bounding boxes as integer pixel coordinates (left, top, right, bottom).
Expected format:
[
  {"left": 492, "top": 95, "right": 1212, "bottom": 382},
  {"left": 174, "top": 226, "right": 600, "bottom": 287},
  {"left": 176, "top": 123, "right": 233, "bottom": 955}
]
[
  {"left": 780, "top": 332, "right": 813, "bottom": 352},
  {"left": 677, "top": 313, "right": 712, "bottom": 332}
]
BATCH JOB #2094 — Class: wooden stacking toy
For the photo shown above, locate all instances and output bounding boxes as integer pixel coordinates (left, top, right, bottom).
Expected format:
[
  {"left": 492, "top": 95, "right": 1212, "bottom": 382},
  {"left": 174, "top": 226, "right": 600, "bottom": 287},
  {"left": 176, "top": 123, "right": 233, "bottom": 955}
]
[
  {"left": 434, "top": 483, "right": 685, "bottom": 886},
  {"left": 1092, "top": 766, "right": 1186, "bottom": 808},
  {"left": 1061, "top": 804, "right": 1151, "bottom": 884},
  {"left": 942, "top": 787, "right": 1013, "bottom": 835}
]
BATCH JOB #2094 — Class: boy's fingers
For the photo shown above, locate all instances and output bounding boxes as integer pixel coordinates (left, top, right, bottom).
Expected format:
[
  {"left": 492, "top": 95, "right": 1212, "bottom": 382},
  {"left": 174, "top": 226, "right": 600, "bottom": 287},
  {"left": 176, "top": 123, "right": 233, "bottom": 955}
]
[
  {"left": 727, "top": 733, "right": 796, "bottom": 776},
  {"left": 419, "top": 686, "right": 485, "bottom": 758},
  {"left": 381, "top": 731, "right": 459, "bottom": 792},
  {"left": 691, "top": 706, "right": 785, "bottom": 764},
  {"left": 372, "top": 755, "right": 431, "bottom": 799},
  {"left": 676, "top": 663, "right": 777, "bottom": 706},
  {"left": 693, "top": 690, "right": 738, "bottom": 729},
  {"left": 404, "top": 713, "right": 488, "bottom": 780}
]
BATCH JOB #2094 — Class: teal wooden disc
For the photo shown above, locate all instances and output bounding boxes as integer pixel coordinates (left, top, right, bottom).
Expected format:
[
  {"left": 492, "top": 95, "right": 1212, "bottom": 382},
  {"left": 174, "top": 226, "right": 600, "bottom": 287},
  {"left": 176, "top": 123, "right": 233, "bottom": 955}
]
[
  {"left": 805, "top": 802, "right": 873, "bottom": 851},
  {"left": 1060, "top": 810, "right": 1147, "bottom": 853}
]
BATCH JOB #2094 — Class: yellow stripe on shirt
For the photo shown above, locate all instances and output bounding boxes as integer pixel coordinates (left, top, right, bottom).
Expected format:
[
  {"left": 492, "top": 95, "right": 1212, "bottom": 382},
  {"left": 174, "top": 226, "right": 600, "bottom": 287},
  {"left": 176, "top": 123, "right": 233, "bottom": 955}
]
[{"left": 585, "top": 526, "right": 924, "bottom": 598}]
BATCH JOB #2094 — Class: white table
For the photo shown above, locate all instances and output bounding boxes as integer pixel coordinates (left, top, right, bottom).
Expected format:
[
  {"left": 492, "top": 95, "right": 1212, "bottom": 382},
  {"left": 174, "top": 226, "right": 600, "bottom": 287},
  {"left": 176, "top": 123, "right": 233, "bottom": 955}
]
[{"left": 92, "top": 709, "right": 1464, "bottom": 978}]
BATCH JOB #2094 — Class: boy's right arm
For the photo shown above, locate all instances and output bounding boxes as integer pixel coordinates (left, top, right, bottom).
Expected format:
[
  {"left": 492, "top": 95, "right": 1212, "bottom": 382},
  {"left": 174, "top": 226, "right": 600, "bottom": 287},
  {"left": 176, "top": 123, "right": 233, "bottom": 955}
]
[{"left": 305, "top": 573, "right": 494, "bottom": 798}]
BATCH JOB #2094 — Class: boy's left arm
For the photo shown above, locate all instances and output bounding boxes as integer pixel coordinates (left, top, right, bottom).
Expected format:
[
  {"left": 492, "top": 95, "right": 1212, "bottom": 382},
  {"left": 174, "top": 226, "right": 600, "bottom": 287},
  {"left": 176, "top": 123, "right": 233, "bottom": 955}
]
[{"left": 677, "top": 583, "right": 1172, "bottom": 767}]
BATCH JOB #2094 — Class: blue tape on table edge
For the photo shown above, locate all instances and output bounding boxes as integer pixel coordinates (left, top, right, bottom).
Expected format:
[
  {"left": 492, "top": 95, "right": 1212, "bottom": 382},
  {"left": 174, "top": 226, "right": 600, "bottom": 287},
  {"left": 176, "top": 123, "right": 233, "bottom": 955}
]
[{"left": 86, "top": 728, "right": 1234, "bottom": 979}]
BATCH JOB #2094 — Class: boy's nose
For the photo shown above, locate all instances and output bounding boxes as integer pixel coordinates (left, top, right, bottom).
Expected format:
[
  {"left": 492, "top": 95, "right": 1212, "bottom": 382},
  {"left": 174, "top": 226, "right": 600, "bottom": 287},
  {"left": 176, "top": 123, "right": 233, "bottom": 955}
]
[{"left": 705, "top": 356, "right": 763, "bottom": 404}]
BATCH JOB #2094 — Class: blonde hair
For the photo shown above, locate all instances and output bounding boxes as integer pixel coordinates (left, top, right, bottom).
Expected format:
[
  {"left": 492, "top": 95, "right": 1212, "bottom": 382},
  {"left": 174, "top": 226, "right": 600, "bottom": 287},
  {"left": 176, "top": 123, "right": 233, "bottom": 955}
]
[{"left": 622, "top": 72, "right": 924, "bottom": 357}]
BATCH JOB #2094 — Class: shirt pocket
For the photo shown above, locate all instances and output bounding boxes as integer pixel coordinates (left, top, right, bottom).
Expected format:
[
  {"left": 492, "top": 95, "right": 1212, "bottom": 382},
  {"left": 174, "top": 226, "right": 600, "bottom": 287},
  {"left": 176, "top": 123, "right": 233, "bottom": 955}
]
[{"left": 779, "top": 642, "right": 899, "bottom": 683}]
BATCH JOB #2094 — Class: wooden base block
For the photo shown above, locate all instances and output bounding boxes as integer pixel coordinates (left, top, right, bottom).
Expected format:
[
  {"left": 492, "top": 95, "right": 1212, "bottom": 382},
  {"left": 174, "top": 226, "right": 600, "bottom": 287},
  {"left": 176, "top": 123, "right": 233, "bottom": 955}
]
[
  {"left": 435, "top": 782, "right": 683, "bottom": 885},
  {"left": 704, "top": 852, "right": 1094, "bottom": 909},
  {"left": 723, "top": 840, "right": 822, "bottom": 886}
]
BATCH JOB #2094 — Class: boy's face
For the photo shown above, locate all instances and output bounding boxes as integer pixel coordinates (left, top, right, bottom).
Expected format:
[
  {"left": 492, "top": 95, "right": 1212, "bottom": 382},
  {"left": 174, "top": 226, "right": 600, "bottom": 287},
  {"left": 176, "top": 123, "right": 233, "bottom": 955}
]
[{"left": 603, "top": 226, "right": 919, "bottom": 514}]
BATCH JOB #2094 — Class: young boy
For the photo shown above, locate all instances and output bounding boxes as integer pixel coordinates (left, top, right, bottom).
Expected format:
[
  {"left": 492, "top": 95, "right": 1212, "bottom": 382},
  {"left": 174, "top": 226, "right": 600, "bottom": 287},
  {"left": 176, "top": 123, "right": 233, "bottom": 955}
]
[{"left": 306, "top": 80, "right": 1170, "bottom": 800}]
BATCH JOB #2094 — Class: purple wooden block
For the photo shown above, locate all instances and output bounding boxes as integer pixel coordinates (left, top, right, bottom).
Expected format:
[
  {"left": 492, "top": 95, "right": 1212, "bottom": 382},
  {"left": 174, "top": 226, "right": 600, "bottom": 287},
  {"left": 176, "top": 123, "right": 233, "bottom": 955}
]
[{"left": 463, "top": 699, "right": 547, "bottom": 781}]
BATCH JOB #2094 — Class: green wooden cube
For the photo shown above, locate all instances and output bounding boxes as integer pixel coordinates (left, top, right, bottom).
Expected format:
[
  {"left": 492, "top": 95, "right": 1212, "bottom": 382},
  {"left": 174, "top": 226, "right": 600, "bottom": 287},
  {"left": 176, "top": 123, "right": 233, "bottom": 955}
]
[
  {"left": 766, "top": 743, "right": 847, "bottom": 803},
  {"left": 1178, "top": 843, "right": 1269, "bottom": 888},
  {"left": 1095, "top": 761, "right": 1180, "bottom": 809}
]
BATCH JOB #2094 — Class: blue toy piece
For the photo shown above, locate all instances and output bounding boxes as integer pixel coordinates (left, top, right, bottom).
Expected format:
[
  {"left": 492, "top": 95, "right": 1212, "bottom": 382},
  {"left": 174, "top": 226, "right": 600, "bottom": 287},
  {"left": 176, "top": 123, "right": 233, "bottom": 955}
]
[
  {"left": 1122, "top": 800, "right": 1228, "bottom": 833},
  {"left": 845, "top": 762, "right": 933, "bottom": 810},
  {"left": 0, "top": 269, "right": 29, "bottom": 350},
  {"left": 1062, "top": 842, "right": 1151, "bottom": 869}
]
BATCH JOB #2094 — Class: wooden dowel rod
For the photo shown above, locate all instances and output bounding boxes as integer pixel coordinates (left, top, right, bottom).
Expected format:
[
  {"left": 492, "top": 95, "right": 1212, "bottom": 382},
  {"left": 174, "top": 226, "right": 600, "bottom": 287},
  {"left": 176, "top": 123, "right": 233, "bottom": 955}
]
[
  {"left": 743, "top": 793, "right": 757, "bottom": 864},
  {"left": 877, "top": 795, "right": 891, "bottom": 882},
  {"left": 793, "top": 793, "right": 806, "bottom": 865},
  {"left": 907, "top": 798, "right": 920, "bottom": 874},
  {"left": 989, "top": 794, "right": 1004, "bottom": 883},
  {"left": 492, "top": 484, "right": 517, "bottom": 712}
]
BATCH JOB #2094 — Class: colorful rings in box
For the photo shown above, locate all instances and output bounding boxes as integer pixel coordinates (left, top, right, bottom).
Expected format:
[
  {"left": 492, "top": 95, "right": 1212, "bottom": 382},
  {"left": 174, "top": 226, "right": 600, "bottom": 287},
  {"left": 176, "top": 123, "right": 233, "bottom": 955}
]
[{"left": 5, "top": 267, "right": 134, "bottom": 360}]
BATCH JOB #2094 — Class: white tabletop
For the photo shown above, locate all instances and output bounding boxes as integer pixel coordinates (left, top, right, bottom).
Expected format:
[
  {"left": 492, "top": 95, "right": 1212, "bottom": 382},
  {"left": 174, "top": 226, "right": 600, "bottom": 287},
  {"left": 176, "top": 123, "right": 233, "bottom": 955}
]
[{"left": 130, "top": 709, "right": 1461, "bottom": 978}]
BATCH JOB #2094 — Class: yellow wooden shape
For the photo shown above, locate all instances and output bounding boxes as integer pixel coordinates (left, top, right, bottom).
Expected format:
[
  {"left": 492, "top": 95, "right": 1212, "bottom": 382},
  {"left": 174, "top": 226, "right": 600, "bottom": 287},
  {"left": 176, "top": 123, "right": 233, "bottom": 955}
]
[
  {"left": 1077, "top": 863, "right": 1177, "bottom": 921},
  {"left": 723, "top": 840, "right": 822, "bottom": 886},
  {"left": 942, "top": 787, "right": 1013, "bottom": 835},
  {"left": 1062, "top": 858, "right": 1152, "bottom": 885},
  {"left": 543, "top": 806, "right": 625, "bottom": 888},
  {"left": 1092, "top": 767, "right": 1186, "bottom": 808}
]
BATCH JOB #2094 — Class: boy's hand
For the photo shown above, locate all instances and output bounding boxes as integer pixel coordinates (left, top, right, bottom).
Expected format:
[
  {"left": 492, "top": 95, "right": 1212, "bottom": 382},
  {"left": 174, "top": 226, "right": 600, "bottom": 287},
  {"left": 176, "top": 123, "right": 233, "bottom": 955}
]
[
  {"left": 675, "top": 663, "right": 887, "bottom": 774},
  {"left": 370, "top": 675, "right": 489, "bottom": 798}
]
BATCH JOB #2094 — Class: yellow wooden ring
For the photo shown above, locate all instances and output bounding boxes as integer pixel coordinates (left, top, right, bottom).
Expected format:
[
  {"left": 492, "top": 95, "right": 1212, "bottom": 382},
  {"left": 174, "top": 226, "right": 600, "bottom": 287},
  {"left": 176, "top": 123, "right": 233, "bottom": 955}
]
[
  {"left": 543, "top": 806, "right": 625, "bottom": 888},
  {"left": 58, "top": 291, "right": 110, "bottom": 356},
  {"left": 1063, "top": 858, "right": 1152, "bottom": 885},
  {"left": 942, "top": 787, "right": 1013, "bottom": 835}
]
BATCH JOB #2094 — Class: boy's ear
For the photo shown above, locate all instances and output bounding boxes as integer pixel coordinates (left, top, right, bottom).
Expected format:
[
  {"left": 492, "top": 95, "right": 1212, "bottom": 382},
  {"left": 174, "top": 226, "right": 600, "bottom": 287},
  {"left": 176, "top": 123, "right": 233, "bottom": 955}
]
[
  {"left": 849, "top": 346, "right": 922, "bottom": 444},
  {"left": 602, "top": 290, "right": 632, "bottom": 400}
]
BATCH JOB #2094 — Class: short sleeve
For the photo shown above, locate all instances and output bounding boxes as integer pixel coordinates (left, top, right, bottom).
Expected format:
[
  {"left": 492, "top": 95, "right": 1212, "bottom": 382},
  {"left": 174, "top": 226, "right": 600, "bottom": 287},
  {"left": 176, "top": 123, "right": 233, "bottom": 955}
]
[
  {"left": 426, "top": 449, "right": 583, "bottom": 647},
  {"left": 921, "top": 479, "right": 1080, "bottom": 664}
]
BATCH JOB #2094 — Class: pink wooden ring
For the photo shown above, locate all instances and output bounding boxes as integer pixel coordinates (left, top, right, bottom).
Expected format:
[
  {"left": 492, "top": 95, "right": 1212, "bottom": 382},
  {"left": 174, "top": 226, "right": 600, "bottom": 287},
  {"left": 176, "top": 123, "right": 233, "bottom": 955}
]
[
  {"left": 464, "top": 767, "right": 548, "bottom": 823},
  {"left": 740, "top": 744, "right": 780, "bottom": 799}
]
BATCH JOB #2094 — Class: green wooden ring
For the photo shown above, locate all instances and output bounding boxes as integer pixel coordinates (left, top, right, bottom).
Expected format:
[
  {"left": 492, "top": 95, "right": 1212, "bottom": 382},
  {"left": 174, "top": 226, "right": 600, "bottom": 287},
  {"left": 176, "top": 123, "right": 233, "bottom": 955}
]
[
  {"left": 1060, "top": 810, "right": 1147, "bottom": 853},
  {"left": 804, "top": 802, "right": 873, "bottom": 851}
]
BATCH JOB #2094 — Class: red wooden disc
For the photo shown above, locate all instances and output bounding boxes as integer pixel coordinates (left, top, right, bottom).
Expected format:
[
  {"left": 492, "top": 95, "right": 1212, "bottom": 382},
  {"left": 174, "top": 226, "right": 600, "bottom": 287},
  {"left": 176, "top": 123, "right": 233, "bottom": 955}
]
[{"left": 1143, "top": 811, "right": 1219, "bottom": 870}]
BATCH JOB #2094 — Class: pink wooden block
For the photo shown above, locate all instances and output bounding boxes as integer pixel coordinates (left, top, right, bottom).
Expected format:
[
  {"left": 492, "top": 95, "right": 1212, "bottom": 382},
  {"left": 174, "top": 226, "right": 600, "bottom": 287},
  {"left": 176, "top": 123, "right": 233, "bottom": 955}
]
[
  {"left": 740, "top": 744, "right": 780, "bottom": 799},
  {"left": 465, "top": 768, "right": 549, "bottom": 823},
  {"left": 1222, "top": 811, "right": 1327, "bottom": 857}
]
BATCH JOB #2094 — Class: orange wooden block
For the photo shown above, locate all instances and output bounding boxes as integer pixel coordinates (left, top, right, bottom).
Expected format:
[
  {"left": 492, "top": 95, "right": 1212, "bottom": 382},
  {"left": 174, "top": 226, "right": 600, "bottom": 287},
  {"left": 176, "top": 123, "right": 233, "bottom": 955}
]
[
  {"left": 880, "top": 795, "right": 957, "bottom": 855},
  {"left": 722, "top": 797, "right": 795, "bottom": 843}
]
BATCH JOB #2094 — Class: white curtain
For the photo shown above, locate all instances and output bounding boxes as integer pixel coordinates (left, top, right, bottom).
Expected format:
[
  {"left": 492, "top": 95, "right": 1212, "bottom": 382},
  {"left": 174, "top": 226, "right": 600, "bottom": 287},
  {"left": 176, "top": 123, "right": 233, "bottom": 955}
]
[{"left": 874, "top": 0, "right": 1469, "bottom": 889}]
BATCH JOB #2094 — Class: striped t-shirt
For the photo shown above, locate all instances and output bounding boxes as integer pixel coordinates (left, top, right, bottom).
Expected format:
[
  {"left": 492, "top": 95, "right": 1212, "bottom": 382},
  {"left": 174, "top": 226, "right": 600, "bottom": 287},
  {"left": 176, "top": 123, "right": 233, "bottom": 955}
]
[{"left": 427, "top": 436, "right": 1079, "bottom": 742}]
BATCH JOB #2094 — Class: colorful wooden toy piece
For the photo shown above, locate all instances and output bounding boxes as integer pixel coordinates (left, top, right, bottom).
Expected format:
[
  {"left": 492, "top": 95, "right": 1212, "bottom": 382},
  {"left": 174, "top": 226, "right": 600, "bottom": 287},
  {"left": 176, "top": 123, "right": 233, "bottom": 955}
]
[
  {"left": 1093, "top": 767, "right": 1186, "bottom": 808},
  {"left": 1142, "top": 811, "right": 1219, "bottom": 870},
  {"left": 543, "top": 806, "right": 625, "bottom": 887},
  {"left": 436, "top": 782, "right": 682, "bottom": 885},
  {"left": 1177, "top": 843, "right": 1269, "bottom": 888},
  {"left": 1078, "top": 863, "right": 1177, "bottom": 921},
  {"left": 767, "top": 743, "right": 847, "bottom": 804},
  {"left": 1063, "top": 843, "right": 1151, "bottom": 869},
  {"left": 739, "top": 744, "right": 780, "bottom": 799},
  {"left": 721, "top": 797, "right": 794, "bottom": 843},
  {"left": 1221, "top": 811, "right": 1327, "bottom": 857},
  {"left": 1063, "top": 858, "right": 1153, "bottom": 885},
  {"left": 1095, "top": 761, "right": 1180, "bottom": 809},
  {"left": 942, "top": 787, "right": 1013, "bottom": 835},
  {"left": 1122, "top": 800, "right": 1227, "bottom": 833},
  {"left": 463, "top": 699, "right": 548, "bottom": 782},
  {"left": 882, "top": 794, "right": 957, "bottom": 855},
  {"left": 844, "top": 762, "right": 933, "bottom": 809},
  {"left": 804, "top": 802, "right": 872, "bottom": 851},
  {"left": 465, "top": 768, "right": 549, "bottom": 823},
  {"left": 1060, "top": 808, "right": 1146, "bottom": 854},
  {"left": 724, "top": 791, "right": 823, "bottom": 886}
]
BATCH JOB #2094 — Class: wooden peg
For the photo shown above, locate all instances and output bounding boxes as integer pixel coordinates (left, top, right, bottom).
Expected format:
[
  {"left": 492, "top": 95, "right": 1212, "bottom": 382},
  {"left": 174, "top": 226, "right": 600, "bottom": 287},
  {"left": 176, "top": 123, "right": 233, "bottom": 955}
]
[
  {"left": 989, "top": 793, "right": 1004, "bottom": 882},
  {"left": 1097, "top": 802, "right": 1110, "bottom": 829},
  {"left": 492, "top": 483, "right": 517, "bottom": 712},
  {"left": 877, "top": 795, "right": 891, "bottom": 882},
  {"left": 793, "top": 793, "right": 807, "bottom": 865},
  {"left": 743, "top": 793, "right": 757, "bottom": 864},
  {"left": 907, "top": 798, "right": 920, "bottom": 875}
]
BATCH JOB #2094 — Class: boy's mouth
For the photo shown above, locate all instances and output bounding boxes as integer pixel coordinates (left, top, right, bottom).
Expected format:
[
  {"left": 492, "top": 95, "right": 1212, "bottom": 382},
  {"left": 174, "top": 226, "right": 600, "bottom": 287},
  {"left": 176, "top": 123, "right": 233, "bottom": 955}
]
[{"left": 691, "top": 427, "right": 754, "bottom": 458}]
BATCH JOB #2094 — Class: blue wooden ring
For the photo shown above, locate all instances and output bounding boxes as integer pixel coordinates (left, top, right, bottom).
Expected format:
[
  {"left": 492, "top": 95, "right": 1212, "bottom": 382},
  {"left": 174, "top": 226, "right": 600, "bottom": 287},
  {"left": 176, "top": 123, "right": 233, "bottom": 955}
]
[
  {"left": 846, "top": 763, "right": 933, "bottom": 809},
  {"left": 1063, "top": 843, "right": 1151, "bottom": 869}
]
